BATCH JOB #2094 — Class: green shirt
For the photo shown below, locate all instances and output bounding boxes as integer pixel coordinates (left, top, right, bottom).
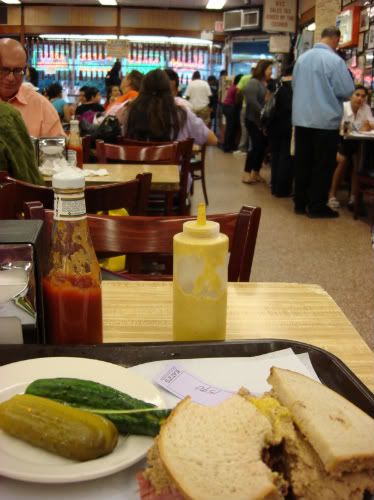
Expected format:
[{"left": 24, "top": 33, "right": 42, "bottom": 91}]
[
  {"left": 0, "top": 102, "right": 44, "bottom": 185},
  {"left": 236, "top": 74, "right": 252, "bottom": 93}
]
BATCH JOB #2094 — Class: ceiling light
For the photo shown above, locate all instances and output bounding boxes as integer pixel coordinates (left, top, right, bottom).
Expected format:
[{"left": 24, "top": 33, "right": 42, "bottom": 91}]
[
  {"left": 307, "top": 22, "right": 316, "bottom": 31},
  {"left": 206, "top": 0, "right": 226, "bottom": 9},
  {"left": 0, "top": 0, "right": 21, "bottom": 4},
  {"left": 39, "top": 34, "right": 118, "bottom": 41},
  {"left": 98, "top": 0, "right": 117, "bottom": 5},
  {"left": 119, "top": 35, "right": 212, "bottom": 46}
]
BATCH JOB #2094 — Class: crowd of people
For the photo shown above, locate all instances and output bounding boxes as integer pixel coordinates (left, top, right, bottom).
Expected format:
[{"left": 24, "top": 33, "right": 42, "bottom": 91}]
[
  {"left": 233, "top": 26, "right": 373, "bottom": 219},
  {"left": 1, "top": 30, "right": 373, "bottom": 219}
]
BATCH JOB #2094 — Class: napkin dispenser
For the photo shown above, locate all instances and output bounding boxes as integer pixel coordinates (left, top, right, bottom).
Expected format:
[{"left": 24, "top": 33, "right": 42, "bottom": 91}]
[{"left": 0, "top": 220, "right": 45, "bottom": 344}]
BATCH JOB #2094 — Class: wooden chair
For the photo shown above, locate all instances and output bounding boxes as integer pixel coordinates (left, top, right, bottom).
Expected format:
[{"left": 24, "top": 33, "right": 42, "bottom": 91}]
[
  {"left": 25, "top": 204, "right": 261, "bottom": 282},
  {"left": 0, "top": 173, "right": 152, "bottom": 218},
  {"left": 95, "top": 139, "right": 194, "bottom": 216},
  {"left": 190, "top": 143, "right": 208, "bottom": 205},
  {"left": 96, "top": 140, "right": 179, "bottom": 164},
  {"left": 82, "top": 135, "right": 92, "bottom": 164}
]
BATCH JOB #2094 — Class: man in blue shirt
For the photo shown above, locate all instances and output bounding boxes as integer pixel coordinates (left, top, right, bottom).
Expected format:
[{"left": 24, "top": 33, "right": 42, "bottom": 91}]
[{"left": 292, "top": 26, "right": 355, "bottom": 218}]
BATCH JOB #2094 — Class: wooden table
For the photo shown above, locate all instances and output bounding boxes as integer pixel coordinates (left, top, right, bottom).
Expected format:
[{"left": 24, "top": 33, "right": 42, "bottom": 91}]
[
  {"left": 45, "top": 164, "right": 180, "bottom": 192},
  {"left": 102, "top": 281, "right": 374, "bottom": 392}
]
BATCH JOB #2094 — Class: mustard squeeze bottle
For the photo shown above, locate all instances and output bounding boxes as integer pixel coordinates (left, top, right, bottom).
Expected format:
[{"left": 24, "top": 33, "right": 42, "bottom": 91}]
[{"left": 173, "top": 203, "right": 228, "bottom": 341}]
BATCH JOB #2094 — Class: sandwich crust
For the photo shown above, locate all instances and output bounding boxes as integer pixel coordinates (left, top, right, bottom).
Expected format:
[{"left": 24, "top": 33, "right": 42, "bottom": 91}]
[
  {"left": 157, "top": 395, "right": 283, "bottom": 500},
  {"left": 268, "top": 367, "right": 374, "bottom": 475}
]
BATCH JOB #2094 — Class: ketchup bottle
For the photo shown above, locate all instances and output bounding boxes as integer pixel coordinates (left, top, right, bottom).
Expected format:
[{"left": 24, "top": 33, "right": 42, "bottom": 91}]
[
  {"left": 67, "top": 119, "right": 83, "bottom": 168},
  {"left": 43, "top": 169, "right": 103, "bottom": 345}
]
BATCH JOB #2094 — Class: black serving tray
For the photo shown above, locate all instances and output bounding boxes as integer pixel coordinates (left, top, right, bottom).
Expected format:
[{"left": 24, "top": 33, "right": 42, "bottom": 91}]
[{"left": 0, "top": 339, "right": 373, "bottom": 418}]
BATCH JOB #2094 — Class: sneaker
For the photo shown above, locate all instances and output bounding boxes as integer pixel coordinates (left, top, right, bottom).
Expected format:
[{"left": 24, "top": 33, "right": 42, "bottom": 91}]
[
  {"left": 327, "top": 197, "right": 340, "bottom": 209},
  {"left": 253, "top": 172, "right": 266, "bottom": 183},
  {"left": 242, "top": 172, "right": 251, "bottom": 184},
  {"left": 308, "top": 207, "right": 339, "bottom": 218}
]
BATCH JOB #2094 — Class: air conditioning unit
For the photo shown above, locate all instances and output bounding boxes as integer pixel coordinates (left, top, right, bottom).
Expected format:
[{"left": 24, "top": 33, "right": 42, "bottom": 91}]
[
  {"left": 223, "top": 8, "right": 261, "bottom": 31},
  {"left": 241, "top": 10, "right": 260, "bottom": 29},
  {"left": 223, "top": 10, "right": 243, "bottom": 31}
]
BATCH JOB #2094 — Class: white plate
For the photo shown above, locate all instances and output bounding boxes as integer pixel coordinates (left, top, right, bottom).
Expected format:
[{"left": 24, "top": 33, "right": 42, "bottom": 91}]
[{"left": 0, "top": 357, "right": 164, "bottom": 484}]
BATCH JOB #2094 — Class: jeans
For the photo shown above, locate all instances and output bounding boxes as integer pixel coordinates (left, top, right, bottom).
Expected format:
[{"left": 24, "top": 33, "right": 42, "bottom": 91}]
[{"left": 244, "top": 120, "right": 267, "bottom": 173}]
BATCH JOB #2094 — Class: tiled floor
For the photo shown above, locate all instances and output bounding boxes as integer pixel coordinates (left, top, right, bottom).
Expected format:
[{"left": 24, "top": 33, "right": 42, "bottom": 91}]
[{"left": 190, "top": 146, "right": 374, "bottom": 350}]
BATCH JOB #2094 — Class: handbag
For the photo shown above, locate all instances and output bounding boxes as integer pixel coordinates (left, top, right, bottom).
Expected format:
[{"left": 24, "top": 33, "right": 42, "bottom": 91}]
[
  {"left": 79, "top": 114, "right": 121, "bottom": 146},
  {"left": 260, "top": 80, "right": 282, "bottom": 129}
]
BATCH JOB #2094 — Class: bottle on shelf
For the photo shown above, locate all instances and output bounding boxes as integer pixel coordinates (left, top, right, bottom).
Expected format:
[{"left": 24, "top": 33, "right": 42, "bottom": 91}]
[
  {"left": 67, "top": 119, "right": 83, "bottom": 168},
  {"left": 43, "top": 169, "right": 103, "bottom": 345},
  {"left": 173, "top": 203, "right": 228, "bottom": 341}
]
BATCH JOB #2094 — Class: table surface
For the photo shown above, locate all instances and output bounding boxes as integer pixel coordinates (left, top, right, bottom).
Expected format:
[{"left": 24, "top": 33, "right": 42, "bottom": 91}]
[
  {"left": 45, "top": 164, "right": 180, "bottom": 191},
  {"left": 102, "top": 281, "right": 374, "bottom": 392}
]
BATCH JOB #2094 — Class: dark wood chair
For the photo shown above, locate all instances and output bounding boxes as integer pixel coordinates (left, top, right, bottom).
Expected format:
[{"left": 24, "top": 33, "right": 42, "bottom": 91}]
[
  {"left": 96, "top": 140, "right": 179, "bottom": 164},
  {"left": 25, "top": 204, "right": 261, "bottom": 282},
  {"left": 190, "top": 143, "right": 208, "bottom": 205},
  {"left": 82, "top": 135, "right": 92, "bottom": 164},
  {"left": 0, "top": 173, "right": 152, "bottom": 218},
  {"left": 354, "top": 172, "right": 374, "bottom": 221},
  {"left": 95, "top": 139, "right": 194, "bottom": 216}
]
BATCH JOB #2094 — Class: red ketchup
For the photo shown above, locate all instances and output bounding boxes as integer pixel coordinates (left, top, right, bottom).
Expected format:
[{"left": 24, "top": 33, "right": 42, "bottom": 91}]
[{"left": 43, "top": 274, "right": 102, "bottom": 345}]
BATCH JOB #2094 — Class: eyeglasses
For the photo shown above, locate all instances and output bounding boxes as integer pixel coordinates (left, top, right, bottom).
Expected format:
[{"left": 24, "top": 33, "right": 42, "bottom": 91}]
[{"left": 0, "top": 67, "right": 25, "bottom": 78}]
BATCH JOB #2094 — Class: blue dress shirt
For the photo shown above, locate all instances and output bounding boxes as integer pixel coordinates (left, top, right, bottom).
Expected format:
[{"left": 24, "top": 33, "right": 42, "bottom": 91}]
[{"left": 292, "top": 43, "right": 355, "bottom": 130}]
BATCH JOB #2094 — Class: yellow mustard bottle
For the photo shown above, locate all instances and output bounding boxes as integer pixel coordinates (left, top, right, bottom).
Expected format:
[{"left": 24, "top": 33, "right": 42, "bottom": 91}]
[{"left": 173, "top": 203, "right": 228, "bottom": 341}]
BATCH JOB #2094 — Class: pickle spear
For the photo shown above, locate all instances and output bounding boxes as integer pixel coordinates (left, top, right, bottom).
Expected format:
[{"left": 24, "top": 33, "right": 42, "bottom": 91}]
[{"left": 0, "top": 394, "right": 119, "bottom": 461}]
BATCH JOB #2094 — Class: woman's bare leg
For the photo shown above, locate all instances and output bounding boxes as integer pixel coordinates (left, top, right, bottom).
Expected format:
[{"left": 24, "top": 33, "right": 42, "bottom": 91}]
[{"left": 329, "top": 153, "right": 347, "bottom": 199}]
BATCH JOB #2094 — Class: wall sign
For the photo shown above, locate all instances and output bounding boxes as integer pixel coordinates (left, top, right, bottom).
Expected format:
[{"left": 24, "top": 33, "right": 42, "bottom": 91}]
[
  {"left": 263, "top": 0, "right": 296, "bottom": 33},
  {"left": 269, "top": 34, "right": 291, "bottom": 53},
  {"left": 106, "top": 40, "right": 129, "bottom": 58}
]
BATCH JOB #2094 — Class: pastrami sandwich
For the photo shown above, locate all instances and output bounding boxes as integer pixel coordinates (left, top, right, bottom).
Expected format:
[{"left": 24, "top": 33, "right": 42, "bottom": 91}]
[{"left": 137, "top": 367, "right": 374, "bottom": 500}]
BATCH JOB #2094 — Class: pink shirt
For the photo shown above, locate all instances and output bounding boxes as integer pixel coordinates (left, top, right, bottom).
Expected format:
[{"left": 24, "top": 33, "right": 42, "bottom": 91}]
[{"left": 4, "top": 84, "right": 65, "bottom": 138}]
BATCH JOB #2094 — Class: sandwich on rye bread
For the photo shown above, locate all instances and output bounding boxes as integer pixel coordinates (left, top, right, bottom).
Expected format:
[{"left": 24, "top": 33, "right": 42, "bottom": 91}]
[{"left": 137, "top": 367, "right": 374, "bottom": 500}]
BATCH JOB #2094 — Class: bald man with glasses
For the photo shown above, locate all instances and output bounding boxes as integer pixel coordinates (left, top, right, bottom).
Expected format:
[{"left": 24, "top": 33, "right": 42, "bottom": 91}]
[{"left": 0, "top": 38, "right": 64, "bottom": 137}]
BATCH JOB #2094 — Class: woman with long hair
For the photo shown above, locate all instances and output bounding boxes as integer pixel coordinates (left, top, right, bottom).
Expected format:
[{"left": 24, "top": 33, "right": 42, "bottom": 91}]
[
  {"left": 242, "top": 59, "right": 273, "bottom": 184},
  {"left": 124, "top": 69, "right": 217, "bottom": 145},
  {"left": 104, "top": 85, "right": 121, "bottom": 110},
  {"left": 105, "top": 60, "right": 122, "bottom": 91}
]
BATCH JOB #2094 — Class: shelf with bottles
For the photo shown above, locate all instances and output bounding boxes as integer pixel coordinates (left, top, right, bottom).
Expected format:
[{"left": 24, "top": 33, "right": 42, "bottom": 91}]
[{"left": 25, "top": 35, "right": 223, "bottom": 98}]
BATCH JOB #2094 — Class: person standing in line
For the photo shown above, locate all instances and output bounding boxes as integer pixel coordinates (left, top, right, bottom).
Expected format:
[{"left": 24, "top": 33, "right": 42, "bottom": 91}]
[
  {"left": 242, "top": 59, "right": 273, "bottom": 184},
  {"left": 292, "top": 26, "right": 355, "bottom": 218},
  {"left": 217, "top": 69, "right": 227, "bottom": 138},
  {"left": 105, "top": 60, "right": 122, "bottom": 92},
  {"left": 222, "top": 74, "right": 243, "bottom": 153},
  {"left": 185, "top": 71, "right": 212, "bottom": 125},
  {"left": 207, "top": 75, "right": 219, "bottom": 132},
  {"left": 267, "top": 56, "right": 295, "bottom": 197},
  {"left": 234, "top": 69, "right": 253, "bottom": 155}
]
